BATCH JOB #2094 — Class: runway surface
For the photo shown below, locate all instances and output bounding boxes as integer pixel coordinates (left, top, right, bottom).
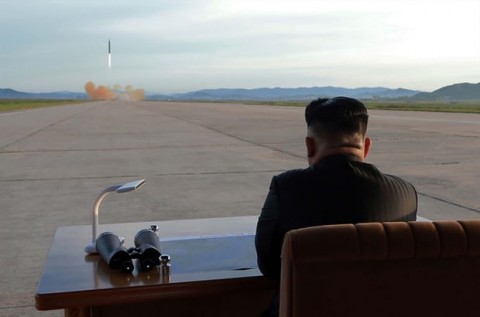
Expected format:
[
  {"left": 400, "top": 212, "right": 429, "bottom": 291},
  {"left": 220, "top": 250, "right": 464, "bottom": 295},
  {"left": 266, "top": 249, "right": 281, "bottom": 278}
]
[{"left": 1, "top": 100, "right": 479, "bottom": 316}]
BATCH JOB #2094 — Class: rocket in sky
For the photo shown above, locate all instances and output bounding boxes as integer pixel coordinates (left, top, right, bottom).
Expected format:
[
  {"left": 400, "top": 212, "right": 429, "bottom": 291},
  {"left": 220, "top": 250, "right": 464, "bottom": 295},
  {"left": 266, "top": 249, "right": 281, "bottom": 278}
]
[{"left": 108, "top": 39, "right": 112, "bottom": 68}]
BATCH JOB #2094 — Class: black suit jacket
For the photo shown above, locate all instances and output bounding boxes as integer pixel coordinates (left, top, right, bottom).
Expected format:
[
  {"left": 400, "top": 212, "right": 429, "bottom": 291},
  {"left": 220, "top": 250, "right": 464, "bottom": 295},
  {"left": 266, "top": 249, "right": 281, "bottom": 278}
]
[{"left": 255, "top": 154, "right": 418, "bottom": 280}]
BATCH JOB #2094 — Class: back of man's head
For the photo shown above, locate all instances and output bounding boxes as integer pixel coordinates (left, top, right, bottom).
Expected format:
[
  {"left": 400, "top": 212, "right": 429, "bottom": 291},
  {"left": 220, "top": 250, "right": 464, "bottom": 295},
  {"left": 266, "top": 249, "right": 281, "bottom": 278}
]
[{"left": 305, "top": 97, "right": 369, "bottom": 138}]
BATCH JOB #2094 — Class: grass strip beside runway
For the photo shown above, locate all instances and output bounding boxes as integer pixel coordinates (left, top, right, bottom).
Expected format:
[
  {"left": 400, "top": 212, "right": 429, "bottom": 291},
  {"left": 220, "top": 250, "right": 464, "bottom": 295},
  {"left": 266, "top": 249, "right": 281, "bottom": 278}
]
[
  {"left": 0, "top": 99, "right": 89, "bottom": 112},
  {"left": 2, "top": 99, "right": 480, "bottom": 114},
  {"left": 243, "top": 100, "right": 480, "bottom": 113}
]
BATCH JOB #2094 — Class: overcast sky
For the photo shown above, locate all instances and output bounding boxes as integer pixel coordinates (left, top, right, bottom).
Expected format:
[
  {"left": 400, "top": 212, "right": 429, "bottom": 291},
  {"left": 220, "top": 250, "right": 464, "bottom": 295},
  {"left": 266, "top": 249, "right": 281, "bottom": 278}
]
[{"left": 1, "top": 0, "right": 479, "bottom": 93}]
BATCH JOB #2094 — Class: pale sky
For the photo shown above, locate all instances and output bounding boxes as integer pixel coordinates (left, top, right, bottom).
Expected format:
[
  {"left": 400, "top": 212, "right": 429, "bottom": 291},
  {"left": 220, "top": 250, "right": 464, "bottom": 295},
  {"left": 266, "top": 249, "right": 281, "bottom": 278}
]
[{"left": 0, "top": 0, "right": 479, "bottom": 93}]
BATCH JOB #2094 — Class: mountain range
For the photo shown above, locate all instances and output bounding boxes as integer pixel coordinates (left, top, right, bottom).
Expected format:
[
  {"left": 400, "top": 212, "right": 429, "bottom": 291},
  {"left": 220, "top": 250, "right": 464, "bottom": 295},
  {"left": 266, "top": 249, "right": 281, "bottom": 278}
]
[
  {"left": 413, "top": 82, "right": 480, "bottom": 101},
  {"left": 148, "top": 86, "right": 421, "bottom": 101},
  {"left": 1, "top": 82, "right": 479, "bottom": 101}
]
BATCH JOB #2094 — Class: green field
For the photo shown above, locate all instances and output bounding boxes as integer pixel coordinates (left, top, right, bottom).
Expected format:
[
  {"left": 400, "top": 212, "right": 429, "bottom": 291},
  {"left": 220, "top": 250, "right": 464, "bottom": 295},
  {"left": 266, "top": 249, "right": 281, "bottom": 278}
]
[
  {"left": 0, "top": 99, "right": 89, "bottom": 112},
  {"left": 364, "top": 101, "right": 480, "bottom": 113},
  {"left": 246, "top": 100, "right": 480, "bottom": 113},
  {"left": 2, "top": 99, "right": 480, "bottom": 114}
]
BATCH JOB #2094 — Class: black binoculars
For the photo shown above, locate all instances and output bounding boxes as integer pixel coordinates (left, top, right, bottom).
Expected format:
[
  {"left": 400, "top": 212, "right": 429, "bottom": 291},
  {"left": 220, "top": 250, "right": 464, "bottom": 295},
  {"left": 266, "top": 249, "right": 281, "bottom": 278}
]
[{"left": 96, "top": 225, "right": 162, "bottom": 273}]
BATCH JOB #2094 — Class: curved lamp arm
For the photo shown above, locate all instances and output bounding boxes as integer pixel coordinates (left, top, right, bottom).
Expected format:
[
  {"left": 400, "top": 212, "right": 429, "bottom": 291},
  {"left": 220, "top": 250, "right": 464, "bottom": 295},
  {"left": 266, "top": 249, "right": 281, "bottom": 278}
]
[{"left": 85, "top": 179, "right": 145, "bottom": 254}]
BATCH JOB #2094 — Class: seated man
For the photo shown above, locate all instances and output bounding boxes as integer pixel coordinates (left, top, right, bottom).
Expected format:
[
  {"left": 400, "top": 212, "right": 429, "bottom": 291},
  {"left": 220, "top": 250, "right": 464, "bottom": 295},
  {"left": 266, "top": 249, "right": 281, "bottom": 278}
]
[{"left": 255, "top": 97, "right": 417, "bottom": 316}]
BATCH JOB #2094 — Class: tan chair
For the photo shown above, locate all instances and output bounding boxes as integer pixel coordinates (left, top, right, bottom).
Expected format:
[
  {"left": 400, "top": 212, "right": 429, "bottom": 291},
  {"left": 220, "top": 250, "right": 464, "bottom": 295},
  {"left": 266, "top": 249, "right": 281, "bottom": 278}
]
[{"left": 280, "top": 220, "right": 480, "bottom": 317}]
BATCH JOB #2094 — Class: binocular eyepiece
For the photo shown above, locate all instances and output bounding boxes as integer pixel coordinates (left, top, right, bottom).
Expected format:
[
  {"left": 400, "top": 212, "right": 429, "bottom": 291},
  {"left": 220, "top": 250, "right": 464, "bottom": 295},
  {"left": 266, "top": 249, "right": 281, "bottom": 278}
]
[{"left": 96, "top": 225, "right": 161, "bottom": 273}]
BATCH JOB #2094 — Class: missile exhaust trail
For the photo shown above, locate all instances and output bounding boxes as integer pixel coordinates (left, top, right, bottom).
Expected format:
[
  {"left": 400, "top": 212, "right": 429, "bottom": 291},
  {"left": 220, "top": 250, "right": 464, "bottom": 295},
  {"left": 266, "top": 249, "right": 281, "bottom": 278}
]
[{"left": 108, "top": 39, "right": 112, "bottom": 68}]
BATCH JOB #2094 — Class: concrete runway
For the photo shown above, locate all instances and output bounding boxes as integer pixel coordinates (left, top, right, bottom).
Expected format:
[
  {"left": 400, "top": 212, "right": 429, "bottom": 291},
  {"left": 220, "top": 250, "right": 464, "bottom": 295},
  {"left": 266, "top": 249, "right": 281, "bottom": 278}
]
[{"left": 1, "top": 101, "right": 479, "bottom": 316}]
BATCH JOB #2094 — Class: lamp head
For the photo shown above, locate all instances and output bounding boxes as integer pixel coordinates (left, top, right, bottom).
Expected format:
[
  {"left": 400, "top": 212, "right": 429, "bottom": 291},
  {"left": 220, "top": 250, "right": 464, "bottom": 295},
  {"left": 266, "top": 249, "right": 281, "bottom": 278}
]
[{"left": 116, "top": 179, "right": 146, "bottom": 193}]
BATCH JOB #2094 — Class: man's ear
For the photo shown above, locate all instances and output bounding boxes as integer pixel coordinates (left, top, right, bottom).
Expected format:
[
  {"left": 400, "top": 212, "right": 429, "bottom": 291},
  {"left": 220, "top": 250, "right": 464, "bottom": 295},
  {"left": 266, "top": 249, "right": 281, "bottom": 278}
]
[
  {"left": 305, "top": 136, "right": 316, "bottom": 158},
  {"left": 363, "top": 136, "right": 372, "bottom": 158}
]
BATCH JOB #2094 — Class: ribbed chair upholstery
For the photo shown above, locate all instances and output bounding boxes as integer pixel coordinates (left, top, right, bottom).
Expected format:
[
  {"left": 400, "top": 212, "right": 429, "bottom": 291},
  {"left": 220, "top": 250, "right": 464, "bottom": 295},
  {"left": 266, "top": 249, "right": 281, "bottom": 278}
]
[{"left": 280, "top": 220, "right": 480, "bottom": 317}]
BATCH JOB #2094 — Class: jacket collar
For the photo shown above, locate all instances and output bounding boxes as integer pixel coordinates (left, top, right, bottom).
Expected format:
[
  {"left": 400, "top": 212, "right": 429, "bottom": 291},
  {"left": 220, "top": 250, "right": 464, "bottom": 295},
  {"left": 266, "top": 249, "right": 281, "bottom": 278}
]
[{"left": 314, "top": 153, "right": 362, "bottom": 167}]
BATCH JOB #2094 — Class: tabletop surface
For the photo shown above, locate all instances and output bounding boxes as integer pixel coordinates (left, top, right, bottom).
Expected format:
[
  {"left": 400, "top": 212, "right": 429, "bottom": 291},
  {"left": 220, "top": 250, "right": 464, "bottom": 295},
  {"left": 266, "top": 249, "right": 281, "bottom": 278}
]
[{"left": 35, "top": 216, "right": 264, "bottom": 310}]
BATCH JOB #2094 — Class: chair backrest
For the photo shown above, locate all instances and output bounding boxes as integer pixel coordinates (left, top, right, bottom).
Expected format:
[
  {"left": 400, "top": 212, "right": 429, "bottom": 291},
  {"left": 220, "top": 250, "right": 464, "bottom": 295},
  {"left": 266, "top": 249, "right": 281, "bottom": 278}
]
[{"left": 280, "top": 220, "right": 480, "bottom": 317}]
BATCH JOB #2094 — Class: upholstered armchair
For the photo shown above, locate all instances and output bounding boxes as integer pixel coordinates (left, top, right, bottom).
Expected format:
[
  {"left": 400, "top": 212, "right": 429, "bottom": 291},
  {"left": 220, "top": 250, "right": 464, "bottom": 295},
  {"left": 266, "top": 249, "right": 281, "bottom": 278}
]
[{"left": 280, "top": 220, "right": 480, "bottom": 317}]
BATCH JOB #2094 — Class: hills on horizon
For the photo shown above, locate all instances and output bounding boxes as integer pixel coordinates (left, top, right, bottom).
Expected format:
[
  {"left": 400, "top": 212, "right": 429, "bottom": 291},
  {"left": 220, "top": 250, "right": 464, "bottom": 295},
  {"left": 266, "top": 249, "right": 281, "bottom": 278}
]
[
  {"left": 413, "top": 82, "right": 480, "bottom": 101},
  {"left": 1, "top": 82, "right": 479, "bottom": 102},
  {"left": 149, "top": 86, "right": 422, "bottom": 101}
]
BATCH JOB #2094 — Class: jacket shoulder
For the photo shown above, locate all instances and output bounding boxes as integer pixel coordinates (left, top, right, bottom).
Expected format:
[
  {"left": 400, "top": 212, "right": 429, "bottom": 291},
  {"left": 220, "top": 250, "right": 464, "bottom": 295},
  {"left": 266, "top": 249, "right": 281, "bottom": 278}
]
[
  {"left": 382, "top": 173, "right": 417, "bottom": 192},
  {"left": 273, "top": 168, "right": 312, "bottom": 185}
]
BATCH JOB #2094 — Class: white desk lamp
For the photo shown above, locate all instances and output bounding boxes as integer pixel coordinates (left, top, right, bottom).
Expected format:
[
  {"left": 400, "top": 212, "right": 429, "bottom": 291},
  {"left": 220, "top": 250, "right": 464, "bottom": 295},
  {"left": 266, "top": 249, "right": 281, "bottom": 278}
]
[{"left": 84, "top": 179, "right": 146, "bottom": 254}]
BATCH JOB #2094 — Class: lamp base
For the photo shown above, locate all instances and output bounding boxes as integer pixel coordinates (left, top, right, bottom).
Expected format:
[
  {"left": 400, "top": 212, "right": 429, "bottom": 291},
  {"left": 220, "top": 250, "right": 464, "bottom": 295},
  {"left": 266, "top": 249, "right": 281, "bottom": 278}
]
[{"left": 84, "top": 242, "right": 97, "bottom": 254}]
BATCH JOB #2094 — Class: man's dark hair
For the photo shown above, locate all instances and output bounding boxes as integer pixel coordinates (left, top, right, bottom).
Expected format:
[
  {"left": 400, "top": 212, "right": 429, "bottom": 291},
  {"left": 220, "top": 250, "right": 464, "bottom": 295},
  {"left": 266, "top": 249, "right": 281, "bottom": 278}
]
[{"left": 305, "top": 97, "right": 369, "bottom": 137}]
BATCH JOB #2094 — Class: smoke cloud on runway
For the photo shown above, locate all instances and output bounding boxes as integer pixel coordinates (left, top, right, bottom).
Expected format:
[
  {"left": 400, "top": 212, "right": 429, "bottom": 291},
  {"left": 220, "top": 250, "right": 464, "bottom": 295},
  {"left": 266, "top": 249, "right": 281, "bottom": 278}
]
[{"left": 84, "top": 81, "right": 145, "bottom": 101}]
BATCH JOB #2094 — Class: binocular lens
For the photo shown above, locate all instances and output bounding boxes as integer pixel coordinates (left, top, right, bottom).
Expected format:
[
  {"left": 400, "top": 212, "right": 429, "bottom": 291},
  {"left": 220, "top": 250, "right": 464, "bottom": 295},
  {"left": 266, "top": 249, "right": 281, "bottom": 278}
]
[
  {"left": 134, "top": 229, "right": 161, "bottom": 250},
  {"left": 96, "top": 232, "right": 134, "bottom": 273}
]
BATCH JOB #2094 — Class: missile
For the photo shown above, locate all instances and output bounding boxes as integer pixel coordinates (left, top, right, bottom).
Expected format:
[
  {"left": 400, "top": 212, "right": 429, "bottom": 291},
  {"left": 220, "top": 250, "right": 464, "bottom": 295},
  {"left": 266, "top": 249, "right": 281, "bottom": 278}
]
[{"left": 108, "top": 39, "right": 112, "bottom": 68}]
